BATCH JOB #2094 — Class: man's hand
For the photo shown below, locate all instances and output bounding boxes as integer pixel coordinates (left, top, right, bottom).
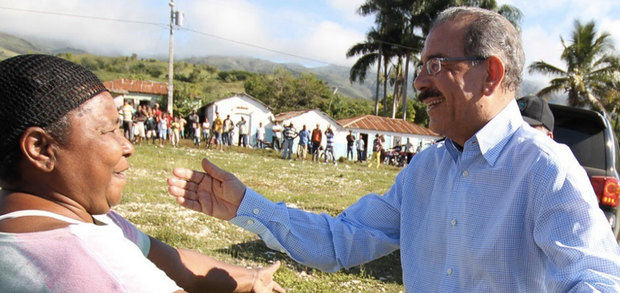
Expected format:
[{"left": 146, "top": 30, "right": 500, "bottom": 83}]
[
  {"left": 248, "top": 261, "right": 286, "bottom": 293},
  {"left": 168, "top": 158, "right": 246, "bottom": 220}
]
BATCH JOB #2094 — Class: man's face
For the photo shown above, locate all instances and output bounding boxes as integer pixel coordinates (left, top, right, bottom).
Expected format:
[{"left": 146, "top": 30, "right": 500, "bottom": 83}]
[
  {"left": 414, "top": 20, "right": 488, "bottom": 144},
  {"left": 53, "top": 92, "right": 134, "bottom": 214}
]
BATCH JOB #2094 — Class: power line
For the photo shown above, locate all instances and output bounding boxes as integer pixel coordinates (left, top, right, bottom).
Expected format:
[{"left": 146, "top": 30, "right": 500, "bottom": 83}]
[
  {"left": 180, "top": 27, "right": 340, "bottom": 66},
  {"left": 0, "top": 6, "right": 402, "bottom": 67}
]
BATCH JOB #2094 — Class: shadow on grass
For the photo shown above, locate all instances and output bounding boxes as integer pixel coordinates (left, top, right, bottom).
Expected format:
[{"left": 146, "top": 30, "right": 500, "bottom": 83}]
[{"left": 217, "top": 240, "right": 403, "bottom": 285}]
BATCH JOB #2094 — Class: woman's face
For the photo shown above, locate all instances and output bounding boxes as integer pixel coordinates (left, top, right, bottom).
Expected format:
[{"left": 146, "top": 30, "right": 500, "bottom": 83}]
[{"left": 53, "top": 92, "right": 134, "bottom": 215}]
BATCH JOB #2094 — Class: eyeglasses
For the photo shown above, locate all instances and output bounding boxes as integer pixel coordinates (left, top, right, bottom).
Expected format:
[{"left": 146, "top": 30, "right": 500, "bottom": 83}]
[{"left": 416, "top": 56, "right": 486, "bottom": 76}]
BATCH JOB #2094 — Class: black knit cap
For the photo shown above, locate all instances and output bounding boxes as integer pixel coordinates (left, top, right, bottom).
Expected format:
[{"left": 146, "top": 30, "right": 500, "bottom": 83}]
[{"left": 0, "top": 54, "right": 107, "bottom": 177}]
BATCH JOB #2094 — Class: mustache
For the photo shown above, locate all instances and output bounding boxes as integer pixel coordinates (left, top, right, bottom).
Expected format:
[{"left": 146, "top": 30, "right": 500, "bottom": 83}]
[{"left": 418, "top": 89, "right": 443, "bottom": 102}]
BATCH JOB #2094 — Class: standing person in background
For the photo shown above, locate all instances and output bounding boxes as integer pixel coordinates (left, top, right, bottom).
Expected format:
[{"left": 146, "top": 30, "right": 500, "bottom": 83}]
[
  {"left": 120, "top": 100, "right": 134, "bottom": 141},
  {"left": 324, "top": 127, "right": 336, "bottom": 165},
  {"left": 157, "top": 111, "right": 168, "bottom": 148},
  {"left": 134, "top": 107, "right": 146, "bottom": 146},
  {"left": 193, "top": 122, "right": 201, "bottom": 146},
  {"left": 166, "top": 112, "right": 172, "bottom": 143},
  {"left": 296, "top": 125, "right": 310, "bottom": 161},
  {"left": 356, "top": 135, "right": 365, "bottom": 163},
  {"left": 346, "top": 130, "right": 355, "bottom": 161},
  {"left": 311, "top": 124, "right": 322, "bottom": 161},
  {"left": 146, "top": 110, "right": 157, "bottom": 145},
  {"left": 367, "top": 134, "right": 382, "bottom": 168},
  {"left": 271, "top": 121, "right": 283, "bottom": 151},
  {"left": 517, "top": 95, "right": 555, "bottom": 139},
  {"left": 179, "top": 115, "right": 187, "bottom": 140},
  {"left": 202, "top": 118, "right": 210, "bottom": 147},
  {"left": 188, "top": 110, "right": 199, "bottom": 140},
  {"left": 170, "top": 116, "right": 180, "bottom": 147},
  {"left": 237, "top": 117, "right": 249, "bottom": 147},
  {"left": 281, "top": 123, "right": 297, "bottom": 160},
  {"left": 212, "top": 112, "right": 223, "bottom": 151},
  {"left": 222, "top": 115, "right": 234, "bottom": 147},
  {"left": 405, "top": 138, "right": 415, "bottom": 164},
  {"left": 256, "top": 122, "right": 265, "bottom": 149}
]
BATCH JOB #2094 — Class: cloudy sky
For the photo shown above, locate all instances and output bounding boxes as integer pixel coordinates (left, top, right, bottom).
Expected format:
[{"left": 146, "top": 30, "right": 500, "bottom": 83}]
[{"left": 1, "top": 0, "right": 618, "bottom": 86}]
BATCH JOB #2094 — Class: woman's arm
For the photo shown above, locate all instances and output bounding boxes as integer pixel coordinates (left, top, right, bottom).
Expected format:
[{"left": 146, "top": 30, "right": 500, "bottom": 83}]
[{"left": 147, "top": 236, "right": 284, "bottom": 293}]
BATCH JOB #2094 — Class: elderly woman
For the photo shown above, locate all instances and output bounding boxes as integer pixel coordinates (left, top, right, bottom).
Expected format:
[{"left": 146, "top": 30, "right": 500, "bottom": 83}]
[{"left": 0, "top": 55, "right": 284, "bottom": 292}]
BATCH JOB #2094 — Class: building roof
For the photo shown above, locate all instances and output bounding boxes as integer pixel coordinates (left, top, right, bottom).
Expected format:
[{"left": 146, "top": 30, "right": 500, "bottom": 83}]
[
  {"left": 275, "top": 109, "right": 343, "bottom": 129},
  {"left": 338, "top": 115, "right": 440, "bottom": 136},
  {"left": 205, "top": 93, "right": 272, "bottom": 112},
  {"left": 103, "top": 79, "right": 168, "bottom": 95},
  {"left": 274, "top": 109, "right": 314, "bottom": 121}
]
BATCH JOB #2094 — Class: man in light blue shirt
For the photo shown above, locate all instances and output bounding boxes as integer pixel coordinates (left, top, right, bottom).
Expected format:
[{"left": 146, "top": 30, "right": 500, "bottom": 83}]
[{"left": 168, "top": 7, "right": 620, "bottom": 291}]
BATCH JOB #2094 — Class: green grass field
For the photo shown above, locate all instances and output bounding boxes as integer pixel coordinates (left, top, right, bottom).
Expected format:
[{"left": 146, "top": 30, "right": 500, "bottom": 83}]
[{"left": 117, "top": 140, "right": 405, "bottom": 292}]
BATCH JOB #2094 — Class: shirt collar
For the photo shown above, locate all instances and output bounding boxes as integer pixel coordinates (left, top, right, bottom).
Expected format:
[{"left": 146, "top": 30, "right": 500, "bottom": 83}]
[
  {"left": 472, "top": 99, "right": 524, "bottom": 166},
  {"left": 443, "top": 99, "right": 524, "bottom": 165}
]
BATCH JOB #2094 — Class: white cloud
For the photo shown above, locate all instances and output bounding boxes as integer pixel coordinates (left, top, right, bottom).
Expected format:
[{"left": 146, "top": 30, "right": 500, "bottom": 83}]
[
  {"left": 0, "top": 0, "right": 167, "bottom": 56},
  {"left": 289, "top": 21, "right": 365, "bottom": 66},
  {"left": 521, "top": 25, "right": 566, "bottom": 83},
  {"left": 174, "top": 0, "right": 272, "bottom": 57}
]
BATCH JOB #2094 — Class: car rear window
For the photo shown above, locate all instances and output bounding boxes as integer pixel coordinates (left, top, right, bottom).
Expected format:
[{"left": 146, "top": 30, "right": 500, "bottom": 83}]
[{"left": 553, "top": 115, "right": 606, "bottom": 170}]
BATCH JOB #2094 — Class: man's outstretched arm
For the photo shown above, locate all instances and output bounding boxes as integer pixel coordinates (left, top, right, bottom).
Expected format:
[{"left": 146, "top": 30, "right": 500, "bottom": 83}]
[{"left": 168, "top": 158, "right": 401, "bottom": 272}]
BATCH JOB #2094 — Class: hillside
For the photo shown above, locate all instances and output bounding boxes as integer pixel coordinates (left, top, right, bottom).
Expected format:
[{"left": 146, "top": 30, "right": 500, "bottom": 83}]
[
  {"left": 0, "top": 31, "right": 553, "bottom": 102},
  {"left": 184, "top": 56, "right": 376, "bottom": 99},
  {"left": 0, "top": 31, "right": 42, "bottom": 58}
]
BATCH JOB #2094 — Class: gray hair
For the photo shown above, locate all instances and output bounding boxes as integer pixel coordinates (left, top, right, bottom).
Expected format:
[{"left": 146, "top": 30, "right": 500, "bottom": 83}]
[{"left": 431, "top": 7, "right": 524, "bottom": 91}]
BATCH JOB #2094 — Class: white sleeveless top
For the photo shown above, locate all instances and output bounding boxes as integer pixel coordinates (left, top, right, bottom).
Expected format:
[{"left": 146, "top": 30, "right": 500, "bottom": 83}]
[{"left": 0, "top": 210, "right": 181, "bottom": 292}]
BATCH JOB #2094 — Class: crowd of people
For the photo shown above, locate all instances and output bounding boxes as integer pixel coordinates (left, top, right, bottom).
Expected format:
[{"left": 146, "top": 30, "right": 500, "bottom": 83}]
[{"left": 119, "top": 101, "right": 428, "bottom": 168}]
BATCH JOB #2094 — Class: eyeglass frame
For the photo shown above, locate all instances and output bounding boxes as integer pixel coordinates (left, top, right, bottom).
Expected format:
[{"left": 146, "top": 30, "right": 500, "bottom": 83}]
[{"left": 416, "top": 56, "right": 486, "bottom": 76}]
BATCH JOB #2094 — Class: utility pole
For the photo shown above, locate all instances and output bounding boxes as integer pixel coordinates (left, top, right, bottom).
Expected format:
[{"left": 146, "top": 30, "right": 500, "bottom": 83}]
[
  {"left": 166, "top": 2, "right": 184, "bottom": 114},
  {"left": 167, "top": 0, "right": 175, "bottom": 114}
]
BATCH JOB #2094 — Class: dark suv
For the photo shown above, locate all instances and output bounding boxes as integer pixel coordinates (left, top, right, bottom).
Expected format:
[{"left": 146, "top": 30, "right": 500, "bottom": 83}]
[{"left": 550, "top": 104, "right": 620, "bottom": 242}]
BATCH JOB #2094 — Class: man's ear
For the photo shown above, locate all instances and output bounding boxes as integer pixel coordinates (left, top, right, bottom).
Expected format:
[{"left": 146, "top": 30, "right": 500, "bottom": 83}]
[
  {"left": 482, "top": 55, "right": 505, "bottom": 96},
  {"left": 19, "top": 127, "right": 58, "bottom": 173}
]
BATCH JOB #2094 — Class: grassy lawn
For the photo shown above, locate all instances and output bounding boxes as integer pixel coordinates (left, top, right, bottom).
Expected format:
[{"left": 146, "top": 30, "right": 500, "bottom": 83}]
[{"left": 117, "top": 139, "right": 404, "bottom": 292}]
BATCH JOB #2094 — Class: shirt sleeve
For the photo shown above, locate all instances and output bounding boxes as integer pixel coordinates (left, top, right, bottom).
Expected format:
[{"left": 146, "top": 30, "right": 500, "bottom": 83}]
[
  {"left": 107, "top": 211, "right": 152, "bottom": 257},
  {"left": 531, "top": 150, "right": 620, "bottom": 291},
  {"left": 230, "top": 173, "right": 405, "bottom": 272}
]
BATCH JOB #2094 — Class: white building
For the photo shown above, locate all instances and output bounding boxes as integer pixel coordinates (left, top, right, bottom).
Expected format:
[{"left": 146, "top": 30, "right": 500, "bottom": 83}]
[
  {"left": 201, "top": 93, "right": 274, "bottom": 146},
  {"left": 274, "top": 109, "right": 347, "bottom": 158},
  {"left": 338, "top": 115, "right": 441, "bottom": 160}
]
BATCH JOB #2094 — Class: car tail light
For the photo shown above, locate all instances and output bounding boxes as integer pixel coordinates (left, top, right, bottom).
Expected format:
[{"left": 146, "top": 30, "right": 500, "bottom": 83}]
[{"left": 590, "top": 176, "right": 619, "bottom": 207}]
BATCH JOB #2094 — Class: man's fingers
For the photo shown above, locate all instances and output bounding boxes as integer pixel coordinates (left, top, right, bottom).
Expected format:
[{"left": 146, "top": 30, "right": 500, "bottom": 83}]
[
  {"left": 201, "top": 158, "right": 231, "bottom": 181},
  {"left": 263, "top": 261, "right": 281, "bottom": 275},
  {"left": 172, "top": 167, "right": 205, "bottom": 184},
  {"left": 175, "top": 197, "right": 204, "bottom": 212},
  {"left": 168, "top": 186, "right": 200, "bottom": 200},
  {"left": 167, "top": 177, "right": 199, "bottom": 191}
]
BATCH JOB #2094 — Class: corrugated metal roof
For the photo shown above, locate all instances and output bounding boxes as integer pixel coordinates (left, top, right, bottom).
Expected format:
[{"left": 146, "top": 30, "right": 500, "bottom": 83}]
[
  {"left": 337, "top": 115, "right": 440, "bottom": 136},
  {"left": 103, "top": 79, "right": 168, "bottom": 95}
]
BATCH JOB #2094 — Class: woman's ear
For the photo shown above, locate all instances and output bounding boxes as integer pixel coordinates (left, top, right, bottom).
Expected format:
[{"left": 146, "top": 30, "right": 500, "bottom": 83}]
[
  {"left": 20, "top": 127, "right": 58, "bottom": 172},
  {"left": 482, "top": 55, "right": 505, "bottom": 96}
]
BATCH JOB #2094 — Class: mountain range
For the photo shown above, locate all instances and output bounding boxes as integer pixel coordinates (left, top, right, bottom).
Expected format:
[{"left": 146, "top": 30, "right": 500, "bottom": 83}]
[{"left": 0, "top": 31, "right": 556, "bottom": 102}]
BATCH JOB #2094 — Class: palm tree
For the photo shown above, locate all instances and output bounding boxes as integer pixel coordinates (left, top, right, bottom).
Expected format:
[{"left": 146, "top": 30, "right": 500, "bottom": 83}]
[
  {"left": 347, "top": 27, "right": 385, "bottom": 115},
  {"left": 528, "top": 20, "right": 619, "bottom": 111}
]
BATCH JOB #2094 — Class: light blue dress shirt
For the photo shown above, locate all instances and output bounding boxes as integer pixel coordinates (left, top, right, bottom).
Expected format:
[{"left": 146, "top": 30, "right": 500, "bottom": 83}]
[{"left": 231, "top": 100, "right": 620, "bottom": 292}]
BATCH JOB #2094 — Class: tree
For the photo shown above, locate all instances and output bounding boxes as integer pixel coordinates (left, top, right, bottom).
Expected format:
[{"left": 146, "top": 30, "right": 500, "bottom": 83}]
[
  {"left": 243, "top": 68, "right": 332, "bottom": 114},
  {"left": 528, "top": 20, "right": 619, "bottom": 111}
]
